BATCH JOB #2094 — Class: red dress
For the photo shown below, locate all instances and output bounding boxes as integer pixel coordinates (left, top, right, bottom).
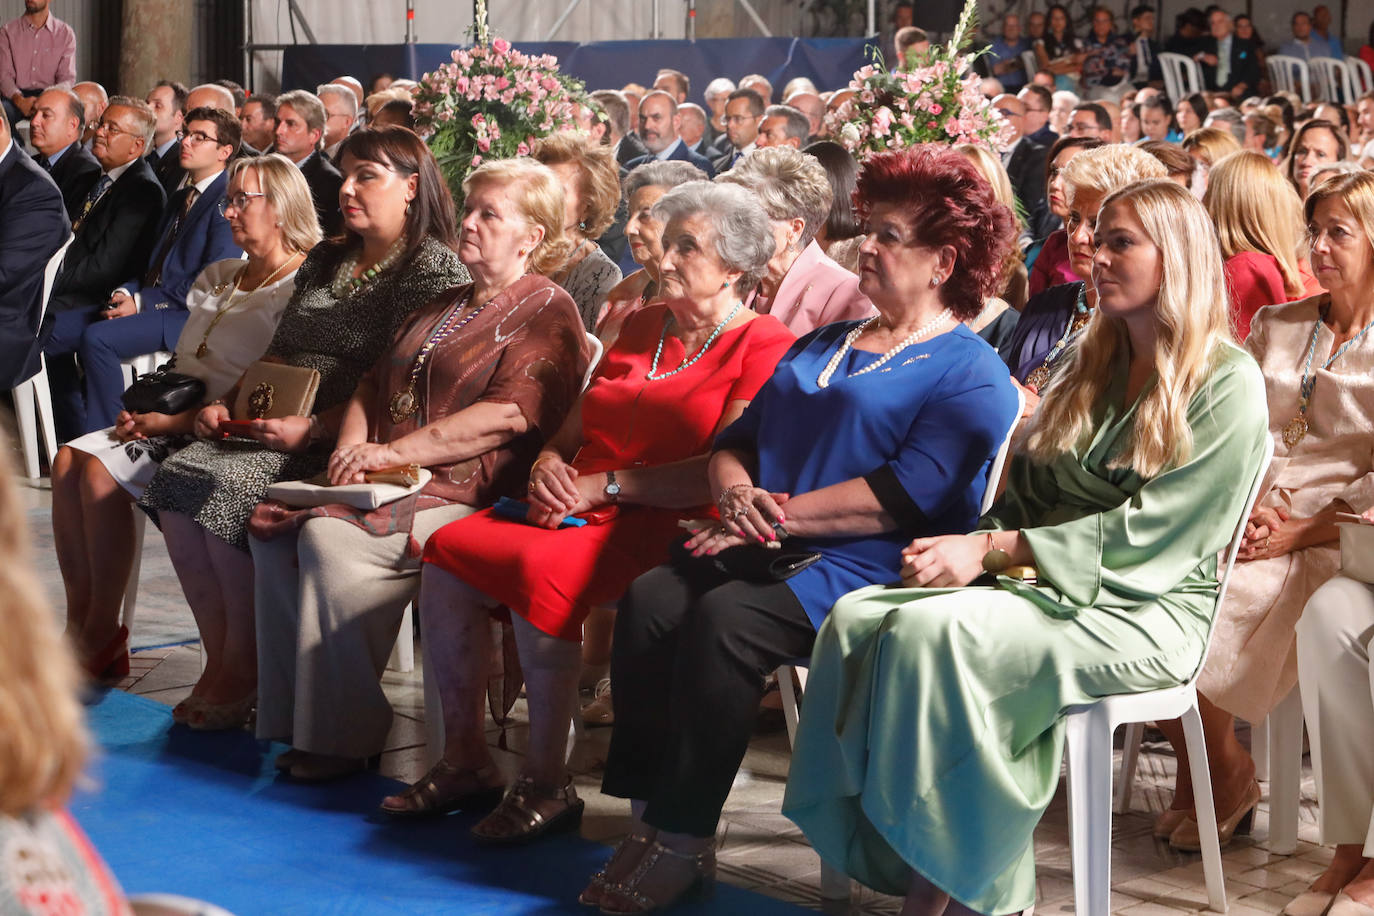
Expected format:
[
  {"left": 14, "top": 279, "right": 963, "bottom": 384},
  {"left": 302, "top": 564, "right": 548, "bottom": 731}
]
[
  {"left": 423, "top": 304, "right": 796, "bottom": 640},
  {"left": 1226, "top": 251, "right": 1322, "bottom": 340}
]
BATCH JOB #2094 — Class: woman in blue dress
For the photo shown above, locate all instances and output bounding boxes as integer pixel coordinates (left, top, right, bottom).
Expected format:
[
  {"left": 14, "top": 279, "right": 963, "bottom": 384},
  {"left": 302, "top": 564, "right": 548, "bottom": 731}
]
[{"left": 580, "top": 146, "right": 1022, "bottom": 914}]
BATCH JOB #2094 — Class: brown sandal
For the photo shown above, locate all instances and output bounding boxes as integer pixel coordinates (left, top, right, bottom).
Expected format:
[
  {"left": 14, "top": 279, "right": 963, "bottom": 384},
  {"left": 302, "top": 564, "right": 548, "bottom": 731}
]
[
  {"left": 378, "top": 759, "right": 504, "bottom": 818},
  {"left": 579, "top": 834, "right": 653, "bottom": 907},
  {"left": 471, "top": 774, "right": 584, "bottom": 845},
  {"left": 596, "top": 841, "right": 716, "bottom": 914}
]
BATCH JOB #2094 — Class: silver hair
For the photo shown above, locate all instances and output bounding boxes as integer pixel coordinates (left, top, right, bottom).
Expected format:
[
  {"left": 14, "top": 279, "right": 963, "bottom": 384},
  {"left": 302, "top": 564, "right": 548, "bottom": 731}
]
[
  {"left": 316, "top": 83, "right": 360, "bottom": 117},
  {"left": 652, "top": 180, "right": 775, "bottom": 290},
  {"left": 275, "top": 90, "right": 327, "bottom": 148},
  {"left": 703, "top": 77, "right": 736, "bottom": 103},
  {"left": 1203, "top": 107, "right": 1246, "bottom": 144},
  {"left": 716, "top": 145, "right": 832, "bottom": 247},
  {"left": 623, "top": 159, "right": 707, "bottom": 201}
]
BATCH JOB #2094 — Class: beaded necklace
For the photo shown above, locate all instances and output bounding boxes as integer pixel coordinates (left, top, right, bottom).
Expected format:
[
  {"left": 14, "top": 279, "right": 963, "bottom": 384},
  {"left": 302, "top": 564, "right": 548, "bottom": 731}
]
[
  {"left": 389, "top": 289, "right": 485, "bottom": 423},
  {"left": 330, "top": 236, "right": 407, "bottom": 299},
  {"left": 1024, "top": 285, "right": 1090, "bottom": 392},
  {"left": 1281, "top": 309, "right": 1374, "bottom": 448},
  {"left": 816, "top": 309, "right": 951, "bottom": 389},
  {"left": 644, "top": 301, "right": 743, "bottom": 381}
]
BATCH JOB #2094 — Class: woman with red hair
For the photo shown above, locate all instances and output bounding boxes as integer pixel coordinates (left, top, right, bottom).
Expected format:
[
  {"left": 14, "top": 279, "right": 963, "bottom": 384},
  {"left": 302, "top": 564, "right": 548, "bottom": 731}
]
[{"left": 581, "top": 146, "right": 1022, "bottom": 913}]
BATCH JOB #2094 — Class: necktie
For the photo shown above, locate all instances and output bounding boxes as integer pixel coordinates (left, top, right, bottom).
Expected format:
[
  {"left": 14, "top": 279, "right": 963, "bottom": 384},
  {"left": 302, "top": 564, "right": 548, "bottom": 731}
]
[
  {"left": 35, "top": 153, "right": 51, "bottom": 171},
  {"left": 144, "top": 188, "right": 199, "bottom": 288},
  {"left": 1137, "top": 38, "right": 1150, "bottom": 80},
  {"left": 73, "top": 175, "right": 113, "bottom": 232},
  {"left": 1217, "top": 40, "right": 1231, "bottom": 87}
]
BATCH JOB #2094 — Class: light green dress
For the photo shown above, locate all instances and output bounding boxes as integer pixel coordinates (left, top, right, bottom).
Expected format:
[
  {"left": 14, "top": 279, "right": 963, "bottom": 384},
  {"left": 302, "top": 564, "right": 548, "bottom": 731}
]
[{"left": 782, "top": 343, "right": 1269, "bottom": 915}]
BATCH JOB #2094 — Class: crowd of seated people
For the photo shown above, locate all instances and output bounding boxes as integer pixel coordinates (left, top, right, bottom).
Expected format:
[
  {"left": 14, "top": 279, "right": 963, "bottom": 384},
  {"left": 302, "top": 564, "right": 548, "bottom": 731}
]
[{"left": 8, "top": 4, "right": 1374, "bottom": 911}]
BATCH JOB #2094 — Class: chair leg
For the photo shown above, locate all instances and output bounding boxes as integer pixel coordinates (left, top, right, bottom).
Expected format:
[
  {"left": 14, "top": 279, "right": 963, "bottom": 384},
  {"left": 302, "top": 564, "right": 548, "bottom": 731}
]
[
  {"left": 122, "top": 510, "right": 147, "bottom": 635},
  {"left": 1252, "top": 714, "right": 1269, "bottom": 782},
  {"left": 1267, "top": 687, "right": 1304, "bottom": 855},
  {"left": 1180, "top": 701, "right": 1228, "bottom": 913},
  {"left": 1065, "top": 704, "right": 1115, "bottom": 916},
  {"left": 778, "top": 665, "right": 801, "bottom": 749},
  {"left": 32, "top": 361, "right": 57, "bottom": 470},
  {"left": 12, "top": 381, "right": 40, "bottom": 479},
  {"left": 1115, "top": 722, "right": 1144, "bottom": 814}
]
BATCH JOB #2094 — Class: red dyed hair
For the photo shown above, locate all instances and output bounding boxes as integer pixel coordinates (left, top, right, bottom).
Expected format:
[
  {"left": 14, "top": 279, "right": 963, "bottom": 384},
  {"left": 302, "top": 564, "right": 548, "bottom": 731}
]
[{"left": 853, "top": 146, "right": 1017, "bottom": 320}]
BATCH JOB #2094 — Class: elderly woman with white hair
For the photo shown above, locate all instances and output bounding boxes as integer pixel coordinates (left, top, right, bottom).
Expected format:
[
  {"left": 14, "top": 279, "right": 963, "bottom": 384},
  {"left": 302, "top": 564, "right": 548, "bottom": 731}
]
[
  {"left": 719, "top": 145, "right": 874, "bottom": 334},
  {"left": 379, "top": 181, "right": 795, "bottom": 844}
]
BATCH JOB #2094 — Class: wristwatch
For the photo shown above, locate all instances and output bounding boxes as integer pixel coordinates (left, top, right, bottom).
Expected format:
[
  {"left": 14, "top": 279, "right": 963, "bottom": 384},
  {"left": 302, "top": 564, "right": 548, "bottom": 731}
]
[{"left": 603, "top": 470, "right": 621, "bottom": 503}]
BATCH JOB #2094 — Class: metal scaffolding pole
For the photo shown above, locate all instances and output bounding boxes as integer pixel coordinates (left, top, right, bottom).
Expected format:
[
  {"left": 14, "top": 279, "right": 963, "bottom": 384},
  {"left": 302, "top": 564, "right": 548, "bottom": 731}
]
[
  {"left": 406, "top": 0, "right": 416, "bottom": 43},
  {"left": 736, "top": 0, "right": 772, "bottom": 36}
]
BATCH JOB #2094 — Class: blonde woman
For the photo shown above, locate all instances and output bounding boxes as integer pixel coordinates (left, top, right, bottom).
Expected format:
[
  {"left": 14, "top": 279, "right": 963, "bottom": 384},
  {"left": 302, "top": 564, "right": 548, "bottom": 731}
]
[
  {"left": 0, "top": 444, "right": 132, "bottom": 914},
  {"left": 1158, "top": 170, "right": 1374, "bottom": 859},
  {"left": 1204, "top": 150, "right": 1319, "bottom": 340},
  {"left": 784, "top": 179, "right": 1270, "bottom": 916},
  {"left": 531, "top": 133, "right": 623, "bottom": 330},
  {"left": 1181, "top": 126, "right": 1242, "bottom": 194},
  {"left": 953, "top": 143, "right": 1024, "bottom": 338}
]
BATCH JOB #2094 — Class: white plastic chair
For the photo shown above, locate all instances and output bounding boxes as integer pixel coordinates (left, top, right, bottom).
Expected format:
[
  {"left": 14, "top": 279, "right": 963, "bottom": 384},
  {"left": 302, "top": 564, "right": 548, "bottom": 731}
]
[
  {"left": 1159, "top": 52, "right": 1202, "bottom": 103},
  {"left": 1310, "top": 57, "right": 1357, "bottom": 104},
  {"left": 1348, "top": 56, "right": 1374, "bottom": 96},
  {"left": 1065, "top": 433, "right": 1272, "bottom": 916},
  {"left": 12, "top": 236, "right": 72, "bottom": 478},
  {"left": 1021, "top": 49, "right": 1040, "bottom": 84},
  {"left": 1267, "top": 55, "right": 1313, "bottom": 102}
]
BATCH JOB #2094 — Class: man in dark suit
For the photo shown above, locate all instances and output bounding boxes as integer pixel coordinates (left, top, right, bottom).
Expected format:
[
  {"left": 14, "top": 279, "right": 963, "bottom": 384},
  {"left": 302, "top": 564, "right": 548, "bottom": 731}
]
[
  {"left": 239, "top": 93, "right": 276, "bottom": 155},
  {"left": 624, "top": 91, "right": 716, "bottom": 179},
  {"left": 995, "top": 94, "right": 1053, "bottom": 244},
  {"left": 0, "top": 110, "right": 69, "bottom": 390},
  {"left": 678, "top": 103, "right": 721, "bottom": 160},
  {"left": 29, "top": 87, "right": 100, "bottom": 222},
  {"left": 43, "top": 96, "right": 166, "bottom": 441},
  {"left": 274, "top": 89, "right": 342, "bottom": 236},
  {"left": 1127, "top": 5, "right": 1165, "bottom": 89},
  {"left": 1197, "top": 8, "right": 1261, "bottom": 101},
  {"left": 714, "top": 88, "right": 764, "bottom": 174},
  {"left": 76, "top": 106, "right": 243, "bottom": 433},
  {"left": 144, "top": 80, "right": 188, "bottom": 195}
]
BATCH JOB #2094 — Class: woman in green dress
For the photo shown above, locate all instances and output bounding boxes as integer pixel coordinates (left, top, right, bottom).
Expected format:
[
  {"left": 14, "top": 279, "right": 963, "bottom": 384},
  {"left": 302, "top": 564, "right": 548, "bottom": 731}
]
[{"left": 782, "top": 178, "right": 1271, "bottom": 916}]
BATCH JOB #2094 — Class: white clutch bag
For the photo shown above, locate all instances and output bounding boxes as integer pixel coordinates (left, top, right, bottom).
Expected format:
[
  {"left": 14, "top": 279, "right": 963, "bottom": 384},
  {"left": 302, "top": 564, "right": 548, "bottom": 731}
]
[
  {"left": 1337, "top": 513, "right": 1374, "bottom": 584},
  {"left": 267, "top": 466, "right": 432, "bottom": 511}
]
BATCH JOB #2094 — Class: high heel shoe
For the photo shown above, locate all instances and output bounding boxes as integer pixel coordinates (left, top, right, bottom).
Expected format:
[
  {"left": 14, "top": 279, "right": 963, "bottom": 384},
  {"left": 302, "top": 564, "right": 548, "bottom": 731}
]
[
  {"left": 171, "top": 695, "right": 206, "bottom": 725},
  {"left": 83, "top": 626, "right": 130, "bottom": 680},
  {"left": 187, "top": 691, "right": 256, "bottom": 731},
  {"left": 1153, "top": 807, "right": 1190, "bottom": 840},
  {"left": 471, "top": 774, "right": 584, "bottom": 845},
  {"left": 378, "top": 759, "right": 505, "bottom": 818},
  {"left": 1168, "top": 779, "right": 1261, "bottom": 851},
  {"left": 1328, "top": 891, "right": 1374, "bottom": 915},
  {"left": 597, "top": 841, "right": 715, "bottom": 914},
  {"left": 580, "top": 834, "right": 652, "bottom": 907}
]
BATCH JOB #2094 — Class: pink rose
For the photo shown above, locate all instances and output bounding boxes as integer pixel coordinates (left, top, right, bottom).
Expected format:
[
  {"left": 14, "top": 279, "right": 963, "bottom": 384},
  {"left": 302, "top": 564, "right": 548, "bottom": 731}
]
[
  {"left": 477, "top": 135, "right": 492, "bottom": 152},
  {"left": 493, "top": 37, "right": 511, "bottom": 53},
  {"left": 517, "top": 141, "right": 530, "bottom": 156}
]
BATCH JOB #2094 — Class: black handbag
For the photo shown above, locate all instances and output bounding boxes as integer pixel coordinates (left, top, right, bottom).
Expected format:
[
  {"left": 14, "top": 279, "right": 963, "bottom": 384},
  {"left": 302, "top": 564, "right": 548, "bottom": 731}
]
[
  {"left": 120, "top": 358, "right": 207, "bottom": 416},
  {"left": 669, "top": 534, "right": 822, "bottom": 583}
]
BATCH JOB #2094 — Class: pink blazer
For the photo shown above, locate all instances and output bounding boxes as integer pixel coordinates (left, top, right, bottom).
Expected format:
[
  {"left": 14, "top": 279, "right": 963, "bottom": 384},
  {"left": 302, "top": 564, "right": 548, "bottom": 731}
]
[{"left": 746, "top": 241, "right": 875, "bottom": 335}]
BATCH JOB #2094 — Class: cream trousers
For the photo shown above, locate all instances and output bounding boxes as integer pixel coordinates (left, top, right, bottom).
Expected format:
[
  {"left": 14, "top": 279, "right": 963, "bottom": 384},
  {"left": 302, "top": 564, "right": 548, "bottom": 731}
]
[
  {"left": 1296, "top": 574, "right": 1374, "bottom": 854},
  {"left": 251, "top": 504, "right": 475, "bottom": 758}
]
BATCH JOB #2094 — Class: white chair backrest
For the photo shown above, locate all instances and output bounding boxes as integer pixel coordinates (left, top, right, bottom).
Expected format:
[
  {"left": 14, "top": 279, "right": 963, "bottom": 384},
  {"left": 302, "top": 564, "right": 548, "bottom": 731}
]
[
  {"left": 981, "top": 387, "right": 1024, "bottom": 515},
  {"left": 582, "top": 332, "right": 603, "bottom": 392},
  {"left": 1021, "top": 49, "right": 1039, "bottom": 83},
  {"left": 1348, "top": 55, "right": 1374, "bottom": 96},
  {"left": 1267, "top": 55, "right": 1312, "bottom": 102},
  {"left": 1158, "top": 53, "right": 1200, "bottom": 103},
  {"left": 40, "top": 234, "right": 73, "bottom": 326},
  {"left": 1310, "top": 57, "right": 1356, "bottom": 104}
]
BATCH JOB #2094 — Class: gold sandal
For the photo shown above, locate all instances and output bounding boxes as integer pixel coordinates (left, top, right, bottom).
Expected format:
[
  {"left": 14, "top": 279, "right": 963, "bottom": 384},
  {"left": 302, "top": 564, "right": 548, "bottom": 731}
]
[
  {"left": 597, "top": 841, "right": 716, "bottom": 914},
  {"left": 580, "top": 834, "right": 653, "bottom": 907},
  {"left": 471, "top": 774, "right": 584, "bottom": 845},
  {"left": 378, "top": 759, "right": 504, "bottom": 818}
]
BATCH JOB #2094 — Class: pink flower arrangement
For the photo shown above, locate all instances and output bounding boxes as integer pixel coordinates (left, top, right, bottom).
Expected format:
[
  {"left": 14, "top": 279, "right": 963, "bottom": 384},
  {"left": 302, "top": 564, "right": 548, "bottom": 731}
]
[
  {"left": 826, "top": 0, "right": 1014, "bottom": 157},
  {"left": 415, "top": 10, "right": 587, "bottom": 202}
]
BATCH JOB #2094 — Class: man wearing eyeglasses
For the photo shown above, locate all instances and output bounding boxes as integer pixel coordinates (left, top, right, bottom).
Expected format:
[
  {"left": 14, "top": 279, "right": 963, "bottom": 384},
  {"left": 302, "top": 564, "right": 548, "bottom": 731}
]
[
  {"left": 996, "top": 93, "right": 1053, "bottom": 244},
  {"left": 42, "top": 96, "right": 165, "bottom": 442},
  {"left": 64, "top": 106, "right": 243, "bottom": 433},
  {"left": 316, "top": 83, "right": 357, "bottom": 165}
]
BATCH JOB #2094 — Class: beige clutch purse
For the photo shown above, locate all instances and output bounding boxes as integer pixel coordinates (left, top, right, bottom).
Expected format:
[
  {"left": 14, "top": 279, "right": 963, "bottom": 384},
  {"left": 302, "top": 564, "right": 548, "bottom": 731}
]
[{"left": 234, "top": 361, "right": 321, "bottom": 420}]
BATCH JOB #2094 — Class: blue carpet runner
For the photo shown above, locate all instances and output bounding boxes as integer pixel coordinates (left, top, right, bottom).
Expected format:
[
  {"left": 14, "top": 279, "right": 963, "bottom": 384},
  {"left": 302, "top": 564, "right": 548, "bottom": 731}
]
[{"left": 71, "top": 690, "right": 814, "bottom": 914}]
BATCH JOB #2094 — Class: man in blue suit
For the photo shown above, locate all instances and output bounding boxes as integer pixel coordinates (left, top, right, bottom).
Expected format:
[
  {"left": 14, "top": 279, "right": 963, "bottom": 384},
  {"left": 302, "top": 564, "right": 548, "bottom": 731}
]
[
  {"left": 74, "top": 106, "right": 243, "bottom": 433},
  {"left": 0, "top": 110, "right": 69, "bottom": 390},
  {"left": 624, "top": 91, "right": 716, "bottom": 179}
]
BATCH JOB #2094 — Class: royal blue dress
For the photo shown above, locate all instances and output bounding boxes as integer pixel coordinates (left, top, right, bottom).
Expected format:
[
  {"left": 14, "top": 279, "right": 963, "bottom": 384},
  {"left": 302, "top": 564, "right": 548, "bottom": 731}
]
[{"left": 714, "top": 320, "right": 1020, "bottom": 627}]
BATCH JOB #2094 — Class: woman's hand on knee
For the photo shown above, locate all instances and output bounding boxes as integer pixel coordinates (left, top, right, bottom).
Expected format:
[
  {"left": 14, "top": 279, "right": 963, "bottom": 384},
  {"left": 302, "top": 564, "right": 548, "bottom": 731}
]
[{"left": 899, "top": 534, "right": 985, "bottom": 588}]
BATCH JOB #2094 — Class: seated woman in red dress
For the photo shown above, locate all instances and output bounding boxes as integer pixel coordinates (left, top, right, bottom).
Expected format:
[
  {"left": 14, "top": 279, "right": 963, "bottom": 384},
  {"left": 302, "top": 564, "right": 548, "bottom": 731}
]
[{"left": 379, "top": 181, "right": 795, "bottom": 842}]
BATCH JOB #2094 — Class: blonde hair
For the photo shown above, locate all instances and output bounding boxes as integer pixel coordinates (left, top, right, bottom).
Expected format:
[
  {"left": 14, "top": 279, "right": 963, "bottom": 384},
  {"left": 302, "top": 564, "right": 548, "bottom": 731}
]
[
  {"left": 1181, "top": 127, "right": 1242, "bottom": 167},
  {"left": 1204, "top": 150, "right": 1306, "bottom": 299},
  {"left": 461, "top": 157, "right": 573, "bottom": 276},
  {"left": 530, "top": 133, "right": 622, "bottom": 239},
  {"left": 1060, "top": 144, "right": 1168, "bottom": 208},
  {"left": 1304, "top": 169, "right": 1374, "bottom": 256},
  {"left": 953, "top": 143, "right": 1022, "bottom": 229},
  {"left": 1026, "top": 179, "right": 1233, "bottom": 478},
  {"left": 228, "top": 154, "right": 324, "bottom": 255},
  {"left": 0, "top": 440, "right": 87, "bottom": 816}
]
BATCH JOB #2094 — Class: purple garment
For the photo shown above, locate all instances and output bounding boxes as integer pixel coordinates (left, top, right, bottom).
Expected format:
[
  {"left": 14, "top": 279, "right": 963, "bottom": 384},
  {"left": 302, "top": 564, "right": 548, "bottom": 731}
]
[
  {"left": 0, "top": 13, "right": 75, "bottom": 99},
  {"left": 998, "top": 281, "right": 1084, "bottom": 384}
]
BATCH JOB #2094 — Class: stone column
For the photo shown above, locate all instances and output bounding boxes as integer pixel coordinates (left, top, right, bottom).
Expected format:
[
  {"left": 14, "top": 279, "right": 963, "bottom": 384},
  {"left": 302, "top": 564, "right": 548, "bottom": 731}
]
[{"left": 118, "top": 0, "right": 193, "bottom": 97}]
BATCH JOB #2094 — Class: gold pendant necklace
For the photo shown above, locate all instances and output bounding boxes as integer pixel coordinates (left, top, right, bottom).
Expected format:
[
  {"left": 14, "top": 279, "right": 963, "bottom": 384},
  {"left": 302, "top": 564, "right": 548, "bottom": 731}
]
[{"left": 196, "top": 253, "right": 301, "bottom": 359}]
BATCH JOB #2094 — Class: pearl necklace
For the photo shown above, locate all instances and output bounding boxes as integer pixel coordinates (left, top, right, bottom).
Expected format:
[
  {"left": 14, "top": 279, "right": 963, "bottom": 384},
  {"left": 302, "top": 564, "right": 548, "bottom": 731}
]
[
  {"left": 645, "top": 301, "right": 743, "bottom": 381},
  {"left": 816, "top": 309, "right": 952, "bottom": 388}
]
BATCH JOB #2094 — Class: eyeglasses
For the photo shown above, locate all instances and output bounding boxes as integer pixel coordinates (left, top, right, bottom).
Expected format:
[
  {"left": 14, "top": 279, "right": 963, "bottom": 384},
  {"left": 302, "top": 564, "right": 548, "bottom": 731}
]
[
  {"left": 94, "top": 120, "right": 136, "bottom": 138},
  {"left": 183, "top": 129, "right": 222, "bottom": 146},
  {"left": 218, "top": 192, "right": 266, "bottom": 216},
  {"left": 996, "top": 108, "right": 1023, "bottom": 118}
]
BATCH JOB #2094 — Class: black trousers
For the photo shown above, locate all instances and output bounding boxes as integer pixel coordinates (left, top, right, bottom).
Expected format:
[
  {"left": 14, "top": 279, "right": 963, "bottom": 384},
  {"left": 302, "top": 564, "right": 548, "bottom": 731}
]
[{"left": 601, "top": 561, "right": 816, "bottom": 837}]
